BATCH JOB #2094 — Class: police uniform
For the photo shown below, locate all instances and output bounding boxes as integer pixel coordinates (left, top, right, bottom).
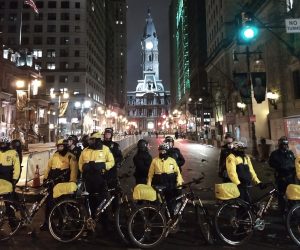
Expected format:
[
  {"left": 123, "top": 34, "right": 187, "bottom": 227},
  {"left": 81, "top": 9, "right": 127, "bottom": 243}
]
[
  {"left": 269, "top": 147, "right": 296, "bottom": 213},
  {"left": 296, "top": 156, "right": 300, "bottom": 180},
  {"left": 79, "top": 138, "right": 114, "bottom": 217},
  {"left": 69, "top": 146, "right": 82, "bottom": 161},
  {"left": 226, "top": 153, "right": 260, "bottom": 202},
  {"left": 45, "top": 151, "right": 78, "bottom": 183},
  {"left": 0, "top": 149, "right": 20, "bottom": 185}
]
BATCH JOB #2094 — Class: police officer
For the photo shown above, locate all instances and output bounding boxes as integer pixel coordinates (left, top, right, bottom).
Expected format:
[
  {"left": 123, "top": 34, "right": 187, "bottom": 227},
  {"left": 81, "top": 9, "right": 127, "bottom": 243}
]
[
  {"left": 79, "top": 132, "right": 114, "bottom": 218},
  {"left": 218, "top": 133, "right": 234, "bottom": 182},
  {"left": 40, "top": 139, "right": 78, "bottom": 231},
  {"left": 147, "top": 143, "right": 183, "bottom": 214},
  {"left": 133, "top": 139, "right": 152, "bottom": 184},
  {"left": 0, "top": 138, "right": 20, "bottom": 189},
  {"left": 102, "top": 128, "right": 123, "bottom": 212},
  {"left": 226, "top": 141, "right": 263, "bottom": 203},
  {"left": 164, "top": 136, "right": 185, "bottom": 172},
  {"left": 67, "top": 135, "right": 82, "bottom": 161},
  {"left": 102, "top": 128, "right": 123, "bottom": 186},
  {"left": 269, "top": 136, "right": 296, "bottom": 214},
  {"left": 81, "top": 134, "right": 90, "bottom": 149}
]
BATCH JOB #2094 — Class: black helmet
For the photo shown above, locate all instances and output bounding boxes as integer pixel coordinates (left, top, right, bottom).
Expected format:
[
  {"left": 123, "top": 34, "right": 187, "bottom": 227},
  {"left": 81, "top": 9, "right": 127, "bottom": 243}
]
[
  {"left": 11, "top": 139, "right": 22, "bottom": 149},
  {"left": 137, "top": 139, "right": 148, "bottom": 150},
  {"left": 81, "top": 134, "right": 89, "bottom": 148},
  {"left": 104, "top": 127, "right": 113, "bottom": 135},
  {"left": 278, "top": 136, "right": 288, "bottom": 146},
  {"left": 164, "top": 136, "right": 174, "bottom": 143},
  {"left": 68, "top": 135, "right": 78, "bottom": 144}
]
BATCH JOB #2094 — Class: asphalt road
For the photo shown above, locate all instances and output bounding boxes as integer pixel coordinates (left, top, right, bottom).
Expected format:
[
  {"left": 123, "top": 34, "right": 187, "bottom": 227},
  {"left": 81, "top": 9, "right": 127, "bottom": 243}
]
[{"left": 2, "top": 136, "right": 298, "bottom": 249}]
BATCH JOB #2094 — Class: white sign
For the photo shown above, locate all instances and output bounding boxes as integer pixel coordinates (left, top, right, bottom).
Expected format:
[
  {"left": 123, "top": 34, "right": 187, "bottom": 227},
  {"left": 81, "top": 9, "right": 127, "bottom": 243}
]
[{"left": 285, "top": 18, "right": 300, "bottom": 33}]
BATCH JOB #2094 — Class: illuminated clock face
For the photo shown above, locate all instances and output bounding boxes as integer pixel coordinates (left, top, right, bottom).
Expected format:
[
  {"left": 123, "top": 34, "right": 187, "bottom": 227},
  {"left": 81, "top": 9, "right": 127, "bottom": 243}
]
[{"left": 146, "top": 41, "right": 153, "bottom": 50}]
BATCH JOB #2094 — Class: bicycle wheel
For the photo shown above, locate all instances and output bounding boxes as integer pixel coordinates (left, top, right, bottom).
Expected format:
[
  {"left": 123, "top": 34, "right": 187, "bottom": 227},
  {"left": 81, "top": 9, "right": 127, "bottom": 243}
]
[
  {"left": 286, "top": 203, "right": 300, "bottom": 246},
  {"left": 128, "top": 205, "right": 166, "bottom": 248},
  {"left": 0, "top": 199, "right": 22, "bottom": 241},
  {"left": 115, "top": 199, "right": 135, "bottom": 245},
  {"left": 195, "top": 205, "right": 214, "bottom": 245},
  {"left": 49, "top": 199, "right": 85, "bottom": 243},
  {"left": 215, "top": 200, "right": 254, "bottom": 246}
]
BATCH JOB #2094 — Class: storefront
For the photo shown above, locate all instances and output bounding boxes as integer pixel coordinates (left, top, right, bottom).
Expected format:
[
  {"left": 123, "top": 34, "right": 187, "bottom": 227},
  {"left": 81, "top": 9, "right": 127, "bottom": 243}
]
[{"left": 284, "top": 116, "right": 300, "bottom": 155}]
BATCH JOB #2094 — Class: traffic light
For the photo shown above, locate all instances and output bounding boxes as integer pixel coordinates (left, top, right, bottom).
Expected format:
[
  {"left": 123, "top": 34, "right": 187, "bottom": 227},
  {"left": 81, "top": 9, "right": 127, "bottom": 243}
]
[{"left": 236, "top": 12, "right": 258, "bottom": 44}]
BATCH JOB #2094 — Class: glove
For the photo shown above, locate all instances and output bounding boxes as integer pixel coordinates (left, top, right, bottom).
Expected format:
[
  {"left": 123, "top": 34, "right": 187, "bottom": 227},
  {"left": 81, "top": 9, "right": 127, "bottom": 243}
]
[
  {"left": 83, "top": 162, "right": 93, "bottom": 172},
  {"left": 258, "top": 182, "right": 267, "bottom": 190},
  {"left": 94, "top": 162, "right": 106, "bottom": 171}
]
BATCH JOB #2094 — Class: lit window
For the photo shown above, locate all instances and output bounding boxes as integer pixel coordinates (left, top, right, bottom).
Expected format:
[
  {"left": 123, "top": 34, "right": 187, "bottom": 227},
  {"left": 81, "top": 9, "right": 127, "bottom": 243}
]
[
  {"left": 33, "top": 49, "right": 42, "bottom": 58},
  {"left": 116, "top": 21, "right": 119, "bottom": 24},
  {"left": 120, "top": 21, "right": 123, "bottom": 24},
  {"left": 47, "top": 63, "right": 56, "bottom": 70}
]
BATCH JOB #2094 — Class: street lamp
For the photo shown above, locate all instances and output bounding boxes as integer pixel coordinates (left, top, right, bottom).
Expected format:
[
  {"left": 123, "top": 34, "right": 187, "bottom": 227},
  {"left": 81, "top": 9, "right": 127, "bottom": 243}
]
[
  {"left": 266, "top": 91, "right": 279, "bottom": 110},
  {"left": 237, "top": 102, "right": 247, "bottom": 115},
  {"left": 16, "top": 78, "right": 41, "bottom": 151},
  {"left": 188, "top": 97, "right": 204, "bottom": 138}
]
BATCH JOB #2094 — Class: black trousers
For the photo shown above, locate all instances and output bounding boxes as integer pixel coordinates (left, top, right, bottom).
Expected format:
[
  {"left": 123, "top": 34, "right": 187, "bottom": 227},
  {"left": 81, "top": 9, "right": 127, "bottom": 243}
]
[{"left": 276, "top": 175, "right": 295, "bottom": 214}]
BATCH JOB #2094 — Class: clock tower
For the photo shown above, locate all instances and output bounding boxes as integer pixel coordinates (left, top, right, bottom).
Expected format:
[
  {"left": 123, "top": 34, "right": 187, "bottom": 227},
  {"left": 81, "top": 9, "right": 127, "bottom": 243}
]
[
  {"left": 142, "top": 9, "right": 159, "bottom": 80},
  {"left": 127, "top": 9, "right": 170, "bottom": 132}
]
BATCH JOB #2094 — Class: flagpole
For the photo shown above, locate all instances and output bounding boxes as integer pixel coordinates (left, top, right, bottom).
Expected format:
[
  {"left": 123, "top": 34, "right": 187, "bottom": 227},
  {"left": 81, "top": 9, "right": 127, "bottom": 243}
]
[{"left": 19, "top": 0, "right": 23, "bottom": 46}]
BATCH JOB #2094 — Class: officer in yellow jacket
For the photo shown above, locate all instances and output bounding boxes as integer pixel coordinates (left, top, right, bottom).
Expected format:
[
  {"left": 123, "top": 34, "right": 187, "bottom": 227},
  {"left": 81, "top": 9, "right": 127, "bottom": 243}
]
[
  {"left": 296, "top": 155, "right": 300, "bottom": 180},
  {"left": 147, "top": 143, "right": 183, "bottom": 215},
  {"left": 226, "top": 141, "right": 263, "bottom": 202},
  {"left": 0, "top": 138, "right": 20, "bottom": 188},
  {"left": 79, "top": 132, "right": 114, "bottom": 218},
  {"left": 40, "top": 139, "right": 78, "bottom": 231}
]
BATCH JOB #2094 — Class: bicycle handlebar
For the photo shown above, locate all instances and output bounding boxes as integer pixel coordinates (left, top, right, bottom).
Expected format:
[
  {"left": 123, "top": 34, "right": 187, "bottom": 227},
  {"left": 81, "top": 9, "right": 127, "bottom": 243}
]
[{"left": 178, "top": 175, "right": 205, "bottom": 189}]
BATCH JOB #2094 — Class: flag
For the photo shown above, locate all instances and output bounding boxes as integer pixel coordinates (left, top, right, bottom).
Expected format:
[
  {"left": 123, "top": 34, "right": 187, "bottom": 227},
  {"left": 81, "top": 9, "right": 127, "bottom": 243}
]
[
  {"left": 16, "top": 90, "right": 28, "bottom": 111},
  {"left": 59, "top": 101, "right": 69, "bottom": 117},
  {"left": 24, "top": 0, "right": 39, "bottom": 14}
]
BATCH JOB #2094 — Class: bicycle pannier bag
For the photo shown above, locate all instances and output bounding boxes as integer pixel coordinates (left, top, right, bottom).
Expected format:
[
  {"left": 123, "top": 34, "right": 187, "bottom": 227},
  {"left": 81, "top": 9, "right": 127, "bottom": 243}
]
[
  {"left": 215, "top": 183, "right": 240, "bottom": 200},
  {"left": 0, "top": 179, "right": 13, "bottom": 194},
  {"left": 133, "top": 184, "right": 157, "bottom": 201},
  {"left": 53, "top": 182, "right": 77, "bottom": 198},
  {"left": 286, "top": 184, "right": 300, "bottom": 200}
]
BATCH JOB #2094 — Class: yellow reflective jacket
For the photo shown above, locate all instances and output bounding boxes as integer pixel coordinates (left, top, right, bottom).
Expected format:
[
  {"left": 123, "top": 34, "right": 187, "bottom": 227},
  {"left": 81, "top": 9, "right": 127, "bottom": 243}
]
[
  {"left": 45, "top": 152, "right": 78, "bottom": 182},
  {"left": 147, "top": 156, "right": 183, "bottom": 187},
  {"left": 0, "top": 149, "right": 20, "bottom": 181},
  {"left": 296, "top": 156, "right": 300, "bottom": 180},
  {"left": 78, "top": 145, "right": 115, "bottom": 172},
  {"left": 226, "top": 153, "right": 260, "bottom": 185}
]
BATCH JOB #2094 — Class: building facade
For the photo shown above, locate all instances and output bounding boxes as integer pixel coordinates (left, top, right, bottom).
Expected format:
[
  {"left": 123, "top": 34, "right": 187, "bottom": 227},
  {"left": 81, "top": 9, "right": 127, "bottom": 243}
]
[
  {"left": 105, "top": 0, "right": 127, "bottom": 112},
  {"left": 127, "top": 10, "right": 170, "bottom": 132},
  {"left": 204, "top": 0, "right": 300, "bottom": 154},
  {"left": 0, "top": 0, "right": 109, "bottom": 136},
  {"left": 169, "top": 0, "right": 209, "bottom": 135}
]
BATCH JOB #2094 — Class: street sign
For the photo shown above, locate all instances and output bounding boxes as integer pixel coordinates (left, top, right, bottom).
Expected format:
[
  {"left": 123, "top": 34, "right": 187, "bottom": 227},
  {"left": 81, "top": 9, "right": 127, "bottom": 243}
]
[
  {"left": 249, "top": 115, "right": 256, "bottom": 122},
  {"left": 285, "top": 19, "right": 300, "bottom": 33}
]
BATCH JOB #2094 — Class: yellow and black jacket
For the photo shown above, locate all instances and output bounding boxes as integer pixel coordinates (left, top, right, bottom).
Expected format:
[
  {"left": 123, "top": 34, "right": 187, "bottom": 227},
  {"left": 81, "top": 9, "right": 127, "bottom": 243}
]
[
  {"left": 147, "top": 156, "right": 183, "bottom": 189},
  {"left": 45, "top": 151, "right": 78, "bottom": 183},
  {"left": 296, "top": 156, "right": 300, "bottom": 180},
  {"left": 226, "top": 153, "right": 260, "bottom": 185},
  {"left": 0, "top": 149, "right": 20, "bottom": 183},
  {"left": 78, "top": 145, "right": 115, "bottom": 173}
]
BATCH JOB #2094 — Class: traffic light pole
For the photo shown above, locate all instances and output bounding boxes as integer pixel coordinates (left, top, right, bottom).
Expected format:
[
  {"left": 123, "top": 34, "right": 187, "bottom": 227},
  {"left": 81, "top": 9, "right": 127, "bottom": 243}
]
[{"left": 245, "top": 46, "right": 259, "bottom": 158}]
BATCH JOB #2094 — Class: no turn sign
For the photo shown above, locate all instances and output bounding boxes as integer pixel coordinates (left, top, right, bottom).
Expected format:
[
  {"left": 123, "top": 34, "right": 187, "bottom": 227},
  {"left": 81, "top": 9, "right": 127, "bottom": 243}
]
[{"left": 285, "top": 19, "right": 300, "bottom": 33}]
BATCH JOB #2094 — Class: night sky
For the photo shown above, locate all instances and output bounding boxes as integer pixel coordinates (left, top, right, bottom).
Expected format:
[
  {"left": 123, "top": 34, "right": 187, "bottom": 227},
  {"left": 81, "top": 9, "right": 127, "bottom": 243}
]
[{"left": 126, "top": 0, "right": 172, "bottom": 91}]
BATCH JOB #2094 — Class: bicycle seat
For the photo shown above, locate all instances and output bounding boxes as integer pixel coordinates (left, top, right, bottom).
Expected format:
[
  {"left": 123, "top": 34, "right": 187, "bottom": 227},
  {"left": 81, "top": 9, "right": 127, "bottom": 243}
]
[{"left": 153, "top": 185, "right": 167, "bottom": 192}]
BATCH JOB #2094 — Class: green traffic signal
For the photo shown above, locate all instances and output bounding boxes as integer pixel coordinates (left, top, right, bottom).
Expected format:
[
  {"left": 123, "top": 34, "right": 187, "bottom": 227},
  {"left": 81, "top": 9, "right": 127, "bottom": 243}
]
[{"left": 240, "top": 24, "right": 258, "bottom": 41}]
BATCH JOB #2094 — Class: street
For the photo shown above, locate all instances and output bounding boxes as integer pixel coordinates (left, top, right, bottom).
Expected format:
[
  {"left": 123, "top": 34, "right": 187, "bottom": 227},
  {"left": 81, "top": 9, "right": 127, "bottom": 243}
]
[{"left": 2, "top": 136, "right": 298, "bottom": 249}]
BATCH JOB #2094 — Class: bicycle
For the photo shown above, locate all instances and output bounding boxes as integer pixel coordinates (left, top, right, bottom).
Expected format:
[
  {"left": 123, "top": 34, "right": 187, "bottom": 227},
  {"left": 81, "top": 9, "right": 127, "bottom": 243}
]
[
  {"left": 214, "top": 182, "right": 278, "bottom": 246},
  {"left": 127, "top": 175, "right": 214, "bottom": 248},
  {"left": 48, "top": 177, "right": 134, "bottom": 243},
  {"left": 0, "top": 174, "right": 67, "bottom": 241},
  {"left": 285, "top": 199, "right": 300, "bottom": 246}
]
